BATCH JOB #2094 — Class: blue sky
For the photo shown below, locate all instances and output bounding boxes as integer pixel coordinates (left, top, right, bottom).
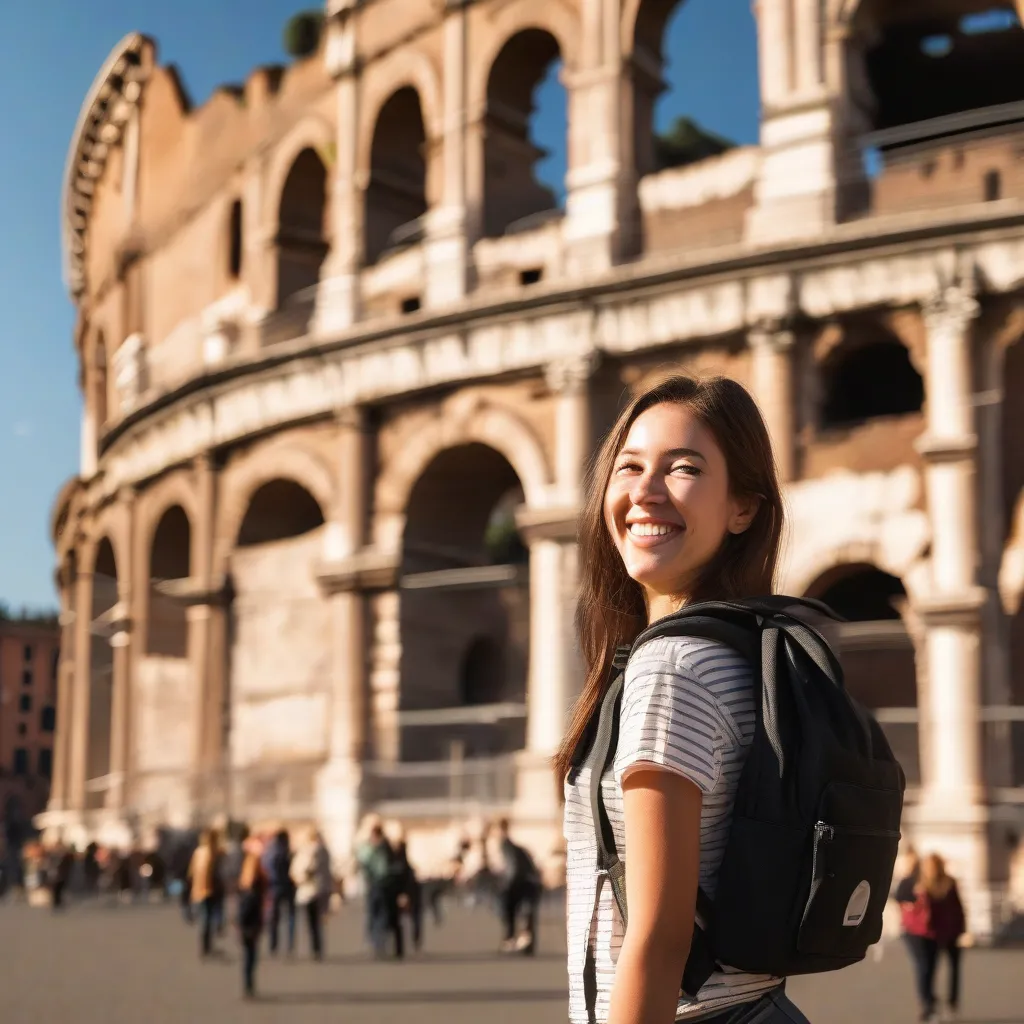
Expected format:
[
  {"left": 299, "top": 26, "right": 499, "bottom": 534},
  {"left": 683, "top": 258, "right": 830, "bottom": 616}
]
[{"left": 0, "top": 0, "right": 758, "bottom": 611}]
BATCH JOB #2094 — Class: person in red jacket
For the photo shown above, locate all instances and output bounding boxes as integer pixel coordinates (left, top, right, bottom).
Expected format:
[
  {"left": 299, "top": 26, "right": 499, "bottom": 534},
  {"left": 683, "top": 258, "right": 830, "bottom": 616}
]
[{"left": 899, "top": 853, "right": 966, "bottom": 1022}]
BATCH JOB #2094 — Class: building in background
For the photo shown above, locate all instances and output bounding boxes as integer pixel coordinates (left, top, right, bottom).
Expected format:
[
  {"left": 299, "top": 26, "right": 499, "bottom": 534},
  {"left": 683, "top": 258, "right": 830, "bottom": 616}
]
[
  {"left": 1, "top": 617, "right": 59, "bottom": 830},
  {"left": 38, "top": 1, "right": 1024, "bottom": 937}
]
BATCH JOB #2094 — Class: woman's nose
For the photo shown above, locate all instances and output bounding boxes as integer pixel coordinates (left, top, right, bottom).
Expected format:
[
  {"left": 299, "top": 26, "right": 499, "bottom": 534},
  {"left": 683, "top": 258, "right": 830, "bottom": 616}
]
[{"left": 629, "top": 470, "right": 666, "bottom": 505}]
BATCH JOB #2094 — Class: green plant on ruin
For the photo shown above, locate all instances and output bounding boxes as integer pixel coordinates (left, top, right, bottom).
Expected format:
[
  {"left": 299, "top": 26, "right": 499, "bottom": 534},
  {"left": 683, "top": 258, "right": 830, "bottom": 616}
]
[{"left": 283, "top": 10, "right": 325, "bottom": 59}]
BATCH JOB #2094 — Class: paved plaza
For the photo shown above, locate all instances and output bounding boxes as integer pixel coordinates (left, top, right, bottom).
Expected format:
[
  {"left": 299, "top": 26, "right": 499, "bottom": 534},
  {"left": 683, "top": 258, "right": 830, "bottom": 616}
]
[{"left": 0, "top": 896, "right": 1021, "bottom": 1024}]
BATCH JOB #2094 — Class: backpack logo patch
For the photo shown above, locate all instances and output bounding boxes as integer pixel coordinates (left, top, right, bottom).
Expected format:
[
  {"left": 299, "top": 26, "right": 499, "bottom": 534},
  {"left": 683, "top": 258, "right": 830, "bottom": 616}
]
[{"left": 843, "top": 880, "right": 871, "bottom": 927}]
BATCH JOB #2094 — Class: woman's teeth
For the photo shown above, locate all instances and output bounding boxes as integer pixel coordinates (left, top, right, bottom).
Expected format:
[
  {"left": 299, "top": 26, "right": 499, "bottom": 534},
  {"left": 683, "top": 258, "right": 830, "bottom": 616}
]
[{"left": 628, "top": 523, "right": 677, "bottom": 537}]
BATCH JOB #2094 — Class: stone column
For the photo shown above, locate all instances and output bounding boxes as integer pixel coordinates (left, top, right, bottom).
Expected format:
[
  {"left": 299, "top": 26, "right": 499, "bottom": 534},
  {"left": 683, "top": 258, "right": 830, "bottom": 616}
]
[
  {"left": 66, "top": 565, "right": 94, "bottom": 816},
  {"left": 105, "top": 488, "right": 136, "bottom": 820},
  {"left": 750, "top": 322, "right": 797, "bottom": 483},
  {"left": 746, "top": 0, "right": 843, "bottom": 244},
  {"left": 425, "top": 3, "right": 471, "bottom": 307},
  {"left": 315, "top": 13, "right": 362, "bottom": 335},
  {"left": 316, "top": 408, "right": 372, "bottom": 861},
  {"left": 513, "top": 354, "right": 595, "bottom": 827},
  {"left": 913, "top": 283, "right": 997, "bottom": 936},
  {"left": 48, "top": 578, "right": 78, "bottom": 814},
  {"left": 188, "top": 453, "right": 229, "bottom": 821}
]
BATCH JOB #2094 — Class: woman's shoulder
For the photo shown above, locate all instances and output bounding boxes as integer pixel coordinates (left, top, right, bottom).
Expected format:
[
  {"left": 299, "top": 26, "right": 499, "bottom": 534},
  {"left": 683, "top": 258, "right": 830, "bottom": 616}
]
[{"left": 628, "top": 633, "right": 753, "bottom": 683}]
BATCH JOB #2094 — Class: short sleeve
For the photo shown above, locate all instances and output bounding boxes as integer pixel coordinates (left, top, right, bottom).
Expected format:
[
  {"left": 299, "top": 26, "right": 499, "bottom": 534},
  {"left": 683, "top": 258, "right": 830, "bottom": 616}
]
[{"left": 612, "top": 640, "right": 724, "bottom": 794}]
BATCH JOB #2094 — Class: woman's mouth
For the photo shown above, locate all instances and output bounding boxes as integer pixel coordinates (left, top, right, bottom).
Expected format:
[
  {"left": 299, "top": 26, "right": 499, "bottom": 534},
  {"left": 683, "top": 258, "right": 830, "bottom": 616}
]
[{"left": 627, "top": 522, "right": 683, "bottom": 548}]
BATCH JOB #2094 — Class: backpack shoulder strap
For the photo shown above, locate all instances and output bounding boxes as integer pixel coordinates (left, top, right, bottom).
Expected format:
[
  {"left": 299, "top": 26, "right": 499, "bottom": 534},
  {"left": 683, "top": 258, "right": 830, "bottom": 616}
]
[{"left": 588, "top": 643, "right": 720, "bottom": 999}]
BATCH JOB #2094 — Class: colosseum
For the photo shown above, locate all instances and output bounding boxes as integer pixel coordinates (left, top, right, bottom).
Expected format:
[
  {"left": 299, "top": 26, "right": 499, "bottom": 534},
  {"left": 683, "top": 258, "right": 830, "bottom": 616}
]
[{"left": 39, "top": 0, "right": 1024, "bottom": 937}]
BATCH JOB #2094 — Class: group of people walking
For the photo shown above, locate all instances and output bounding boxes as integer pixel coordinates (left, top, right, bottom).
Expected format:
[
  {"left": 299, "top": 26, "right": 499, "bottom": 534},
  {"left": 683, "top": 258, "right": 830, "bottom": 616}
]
[{"left": 185, "top": 826, "right": 332, "bottom": 998}]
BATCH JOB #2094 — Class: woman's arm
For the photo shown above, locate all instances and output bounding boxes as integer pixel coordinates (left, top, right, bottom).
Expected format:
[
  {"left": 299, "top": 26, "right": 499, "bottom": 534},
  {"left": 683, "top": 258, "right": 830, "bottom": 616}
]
[{"left": 607, "top": 767, "right": 704, "bottom": 1024}]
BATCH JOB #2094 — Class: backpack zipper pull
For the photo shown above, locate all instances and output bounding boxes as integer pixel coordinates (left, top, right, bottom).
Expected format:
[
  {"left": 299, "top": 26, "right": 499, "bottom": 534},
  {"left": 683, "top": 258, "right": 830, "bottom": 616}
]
[{"left": 815, "top": 821, "right": 835, "bottom": 842}]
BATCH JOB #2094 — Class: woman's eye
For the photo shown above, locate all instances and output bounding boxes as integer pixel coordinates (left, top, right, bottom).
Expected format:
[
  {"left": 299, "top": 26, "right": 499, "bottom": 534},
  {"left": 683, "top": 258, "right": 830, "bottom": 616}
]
[
  {"left": 615, "top": 462, "right": 641, "bottom": 474},
  {"left": 672, "top": 464, "right": 701, "bottom": 477}
]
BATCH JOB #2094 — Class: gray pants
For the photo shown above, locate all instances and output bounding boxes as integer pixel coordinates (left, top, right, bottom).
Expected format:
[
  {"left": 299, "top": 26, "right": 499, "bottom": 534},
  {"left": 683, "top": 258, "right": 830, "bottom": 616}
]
[{"left": 694, "top": 987, "right": 810, "bottom": 1024}]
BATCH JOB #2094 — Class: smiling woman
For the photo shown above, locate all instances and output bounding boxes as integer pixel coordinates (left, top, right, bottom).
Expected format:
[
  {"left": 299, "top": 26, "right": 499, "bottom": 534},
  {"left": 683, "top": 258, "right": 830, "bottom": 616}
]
[{"left": 556, "top": 375, "right": 809, "bottom": 1024}]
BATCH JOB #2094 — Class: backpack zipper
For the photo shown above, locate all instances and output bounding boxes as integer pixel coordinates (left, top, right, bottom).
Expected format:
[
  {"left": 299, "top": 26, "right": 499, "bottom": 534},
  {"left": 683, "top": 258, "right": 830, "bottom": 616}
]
[{"left": 816, "top": 821, "right": 900, "bottom": 840}]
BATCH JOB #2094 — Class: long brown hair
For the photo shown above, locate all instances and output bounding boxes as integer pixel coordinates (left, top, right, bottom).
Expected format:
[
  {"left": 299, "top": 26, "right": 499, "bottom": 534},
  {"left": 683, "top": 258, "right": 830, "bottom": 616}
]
[{"left": 553, "top": 374, "right": 785, "bottom": 780}]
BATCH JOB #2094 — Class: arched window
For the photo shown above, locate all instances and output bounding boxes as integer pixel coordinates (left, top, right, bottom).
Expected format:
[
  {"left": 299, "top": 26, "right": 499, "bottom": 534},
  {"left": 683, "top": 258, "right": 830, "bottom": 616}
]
[
  {"left": 148, "top": 506, "right": 192, "bottom": 658},
  {"left": 276, "top": 149, "right": 328, "bottom": 306},
  {"left": 820, "top": 332, "right": 924, "bottom": 430},
  {"left": 483, "top": 30, "right": 565, "bottom": 238},
  {"left": 237, "top": 480, "right": 325, "bottom": 547},
  {"left": 228, "top": 199, "right": 243, "bottom": 279},
  {"left": 366, "top": 87, "right": 428, "bottom": 265}
]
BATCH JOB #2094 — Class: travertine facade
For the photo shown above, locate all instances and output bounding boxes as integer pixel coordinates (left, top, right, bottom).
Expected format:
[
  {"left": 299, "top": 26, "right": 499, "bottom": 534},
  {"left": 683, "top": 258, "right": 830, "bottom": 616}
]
[{"left": 41, "top": 1, "right": 1024, "bottom": 937}]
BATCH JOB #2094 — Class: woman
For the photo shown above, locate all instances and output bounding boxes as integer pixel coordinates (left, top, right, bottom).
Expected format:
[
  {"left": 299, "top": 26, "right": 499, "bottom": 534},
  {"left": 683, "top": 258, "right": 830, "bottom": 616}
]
[
  {"left": 237, "top": 835, "right": 269, "bottom": 999},
  {"left": 187, "top": 830, "right": 224, "bottom": 957},
  {"left": 901, "top": 854, "right": 966, "bottom": 1022},
  {"left": 556, "top": 375, "right": 808, "bottom": 1024},
  {"left": 291, "top": 829, "right": 332, "bottom": 960}
]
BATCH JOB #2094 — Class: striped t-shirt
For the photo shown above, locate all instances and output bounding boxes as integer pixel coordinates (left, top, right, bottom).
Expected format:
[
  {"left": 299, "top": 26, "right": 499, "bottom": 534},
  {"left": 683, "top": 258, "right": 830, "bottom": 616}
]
[{"left": 563, "top": 635, "right": 782, "bottom": 1023}]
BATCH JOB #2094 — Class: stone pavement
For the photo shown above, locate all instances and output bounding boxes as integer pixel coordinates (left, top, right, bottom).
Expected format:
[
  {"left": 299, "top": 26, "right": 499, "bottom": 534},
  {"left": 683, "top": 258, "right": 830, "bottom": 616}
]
[{"left": 0, "top": 896, "right": 1021, "bottom": 1024}]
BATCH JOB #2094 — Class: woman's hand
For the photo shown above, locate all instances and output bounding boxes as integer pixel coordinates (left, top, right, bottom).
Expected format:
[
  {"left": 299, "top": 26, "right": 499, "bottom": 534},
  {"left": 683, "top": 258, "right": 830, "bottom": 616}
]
[{"left": 607, "top": 766, "right": 703, "bottom": 1024}]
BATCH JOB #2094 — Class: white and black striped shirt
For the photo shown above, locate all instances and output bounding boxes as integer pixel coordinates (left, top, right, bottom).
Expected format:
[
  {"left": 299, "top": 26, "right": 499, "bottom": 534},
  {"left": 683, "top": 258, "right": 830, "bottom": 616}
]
[{"left": 564, "top": 636, "right": 782, "bottom": 1023}]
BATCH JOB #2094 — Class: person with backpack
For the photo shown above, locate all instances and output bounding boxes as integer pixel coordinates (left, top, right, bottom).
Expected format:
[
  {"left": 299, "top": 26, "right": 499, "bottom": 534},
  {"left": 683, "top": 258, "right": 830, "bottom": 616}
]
[
  {"left": 899, "top": 853, "right": 966, "bottom": 1022},
  {"left": 555, "top": 375, "right": 904, "bottom": 1024},
  {"left": 493, "top": 818, "right": 541, "bottom": 955},
  {"left": 262, "top": 829, "right": 296, "bottom": 956}
]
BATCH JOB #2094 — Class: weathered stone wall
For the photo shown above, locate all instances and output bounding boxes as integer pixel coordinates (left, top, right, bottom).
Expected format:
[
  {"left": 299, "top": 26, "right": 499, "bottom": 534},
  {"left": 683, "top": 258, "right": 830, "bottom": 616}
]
[{"left": 229, "top": 529, "right": 331, "bottom": 772}]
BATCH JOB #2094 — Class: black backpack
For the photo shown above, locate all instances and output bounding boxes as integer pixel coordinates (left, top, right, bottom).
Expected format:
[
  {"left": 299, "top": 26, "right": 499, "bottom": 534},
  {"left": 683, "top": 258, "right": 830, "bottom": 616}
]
[{"left": 586, "top": 597, "right": 905, "bottom": 994}]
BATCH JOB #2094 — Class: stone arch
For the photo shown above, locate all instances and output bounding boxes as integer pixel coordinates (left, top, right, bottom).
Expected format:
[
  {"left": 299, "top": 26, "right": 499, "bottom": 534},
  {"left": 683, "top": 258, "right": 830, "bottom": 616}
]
[
  {"left": 469, "top": 0, "right": 581, "bottom": 117},
  {"left": 363, "top": 85, "right": 430, "bottom": 266},
  {"left": 274, "top": 147, "right": 329, "bottom": 308},
  {"left": 264, "top": 116, "right": 335, "bottom": 227},
  {"left": 804, "top": 560, "right": 921, "bottom": 782},
  {"left": 85, "top": 535, "right": 119, "bottom": 807},
  {"left": 358, "top": 48, "right": 443, "bottom": 172},
  {"left": 815, "top": 318, "right": 924, "bottom": 431},
  {"left": 138, "top": 475, "right": 200, "bottom": 574},
  {"left": 479, "top": 27, "right": 566, "bottom": 238},
  {"left": 146, "top": 504, "right": 192, "bottom": 658},
  {"left": 394, "top": 439, "right": 532, "bottom": 762},
  {"left": 374, "top": 400, "right": 552, "bottom": 550},
  {"left": 219, "top": 442, "right": 336, "bottom": 559}
]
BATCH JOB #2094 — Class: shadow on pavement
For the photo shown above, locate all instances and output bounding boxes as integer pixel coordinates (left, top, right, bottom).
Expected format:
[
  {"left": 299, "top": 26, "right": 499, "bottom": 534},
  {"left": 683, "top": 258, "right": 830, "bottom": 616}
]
[{"left": 256, "top": 989, "right": 568, "bottom": 1005}]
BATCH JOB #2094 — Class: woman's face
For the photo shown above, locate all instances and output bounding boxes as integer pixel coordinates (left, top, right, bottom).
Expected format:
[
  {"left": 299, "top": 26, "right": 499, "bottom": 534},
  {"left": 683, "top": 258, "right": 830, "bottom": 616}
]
[{"left": 604, "top": 402, "right": 756, "bottom": 618}]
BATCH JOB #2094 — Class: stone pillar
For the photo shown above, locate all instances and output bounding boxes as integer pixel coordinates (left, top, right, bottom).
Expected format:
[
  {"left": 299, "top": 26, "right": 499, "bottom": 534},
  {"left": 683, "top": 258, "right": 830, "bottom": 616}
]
[
  {"left": 746, "top": 0, "right": 844, "bottom": 244},
  {"left": 425, "top": 4, "right": 471, "bottom": 307},
  {"left": 315, "top": 13, "right": 362, "bottom": 335},
  {"left": 749, "top": 322, "right": 797, "bottom": 483},
  {"left": 188, "top": 453, "right": 229, "bottom": 821},
  {"left": 105, "top": 488, "right": 136, "bottom": 819},
  {"left": 66, "top": 565, "right": 94, "bottom": 815},
  {"left": 48, "top": 580, "right": 78, "bottom": 814},
  {"left": 513, "top": 354, "right": 595, "bottom": 827},
  {"left": 913, "top": 283, "right": 998, "bottom": 937},
  {"left": 564, "top": 0, "right": 628, "bottom": 272},
  {"left": 315, "top": 408, "right": 371, "bottom": 862}
]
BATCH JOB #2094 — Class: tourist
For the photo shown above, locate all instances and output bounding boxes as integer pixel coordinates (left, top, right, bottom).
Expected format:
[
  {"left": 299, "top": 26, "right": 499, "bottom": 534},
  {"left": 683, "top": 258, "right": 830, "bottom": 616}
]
[
  {"left": 263, "top": 828, "right": 296, "bottom": 955},
  {"left": 187, "top": 829, "right": 224, "bottom": 957},
  {"left": 493, "top": 818, "right": 541, "bottom": 955},
  {"left": 900, "top": 853, "right": 967, "bottom": 1022},
  {"left": 555, "top": 376, "right": 810, "bottom": 1023},
  {"left": 357, "top": 823, "right": 396, "bottom": 957},
  {"left": 392, "top": 838, "right": 423, "bottom": 951},
  {"left": 291, "top": 829, "right": 332, "bottom": 960},
  {"left": 237, "top": 835, "right": 268, "bottom": 999}
]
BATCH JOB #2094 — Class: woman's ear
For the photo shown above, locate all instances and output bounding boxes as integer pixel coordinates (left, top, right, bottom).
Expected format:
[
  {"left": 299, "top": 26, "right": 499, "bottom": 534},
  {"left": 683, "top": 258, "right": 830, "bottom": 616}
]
[{"left": 728, "top": 494, "right": 761, "bottom": 536}]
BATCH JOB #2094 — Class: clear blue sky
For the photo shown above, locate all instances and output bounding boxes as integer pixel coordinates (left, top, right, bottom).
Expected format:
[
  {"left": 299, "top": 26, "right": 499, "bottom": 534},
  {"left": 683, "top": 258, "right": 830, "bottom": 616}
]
[{"left": 0, "top": 0, "right": 758, "bottom": 612}]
